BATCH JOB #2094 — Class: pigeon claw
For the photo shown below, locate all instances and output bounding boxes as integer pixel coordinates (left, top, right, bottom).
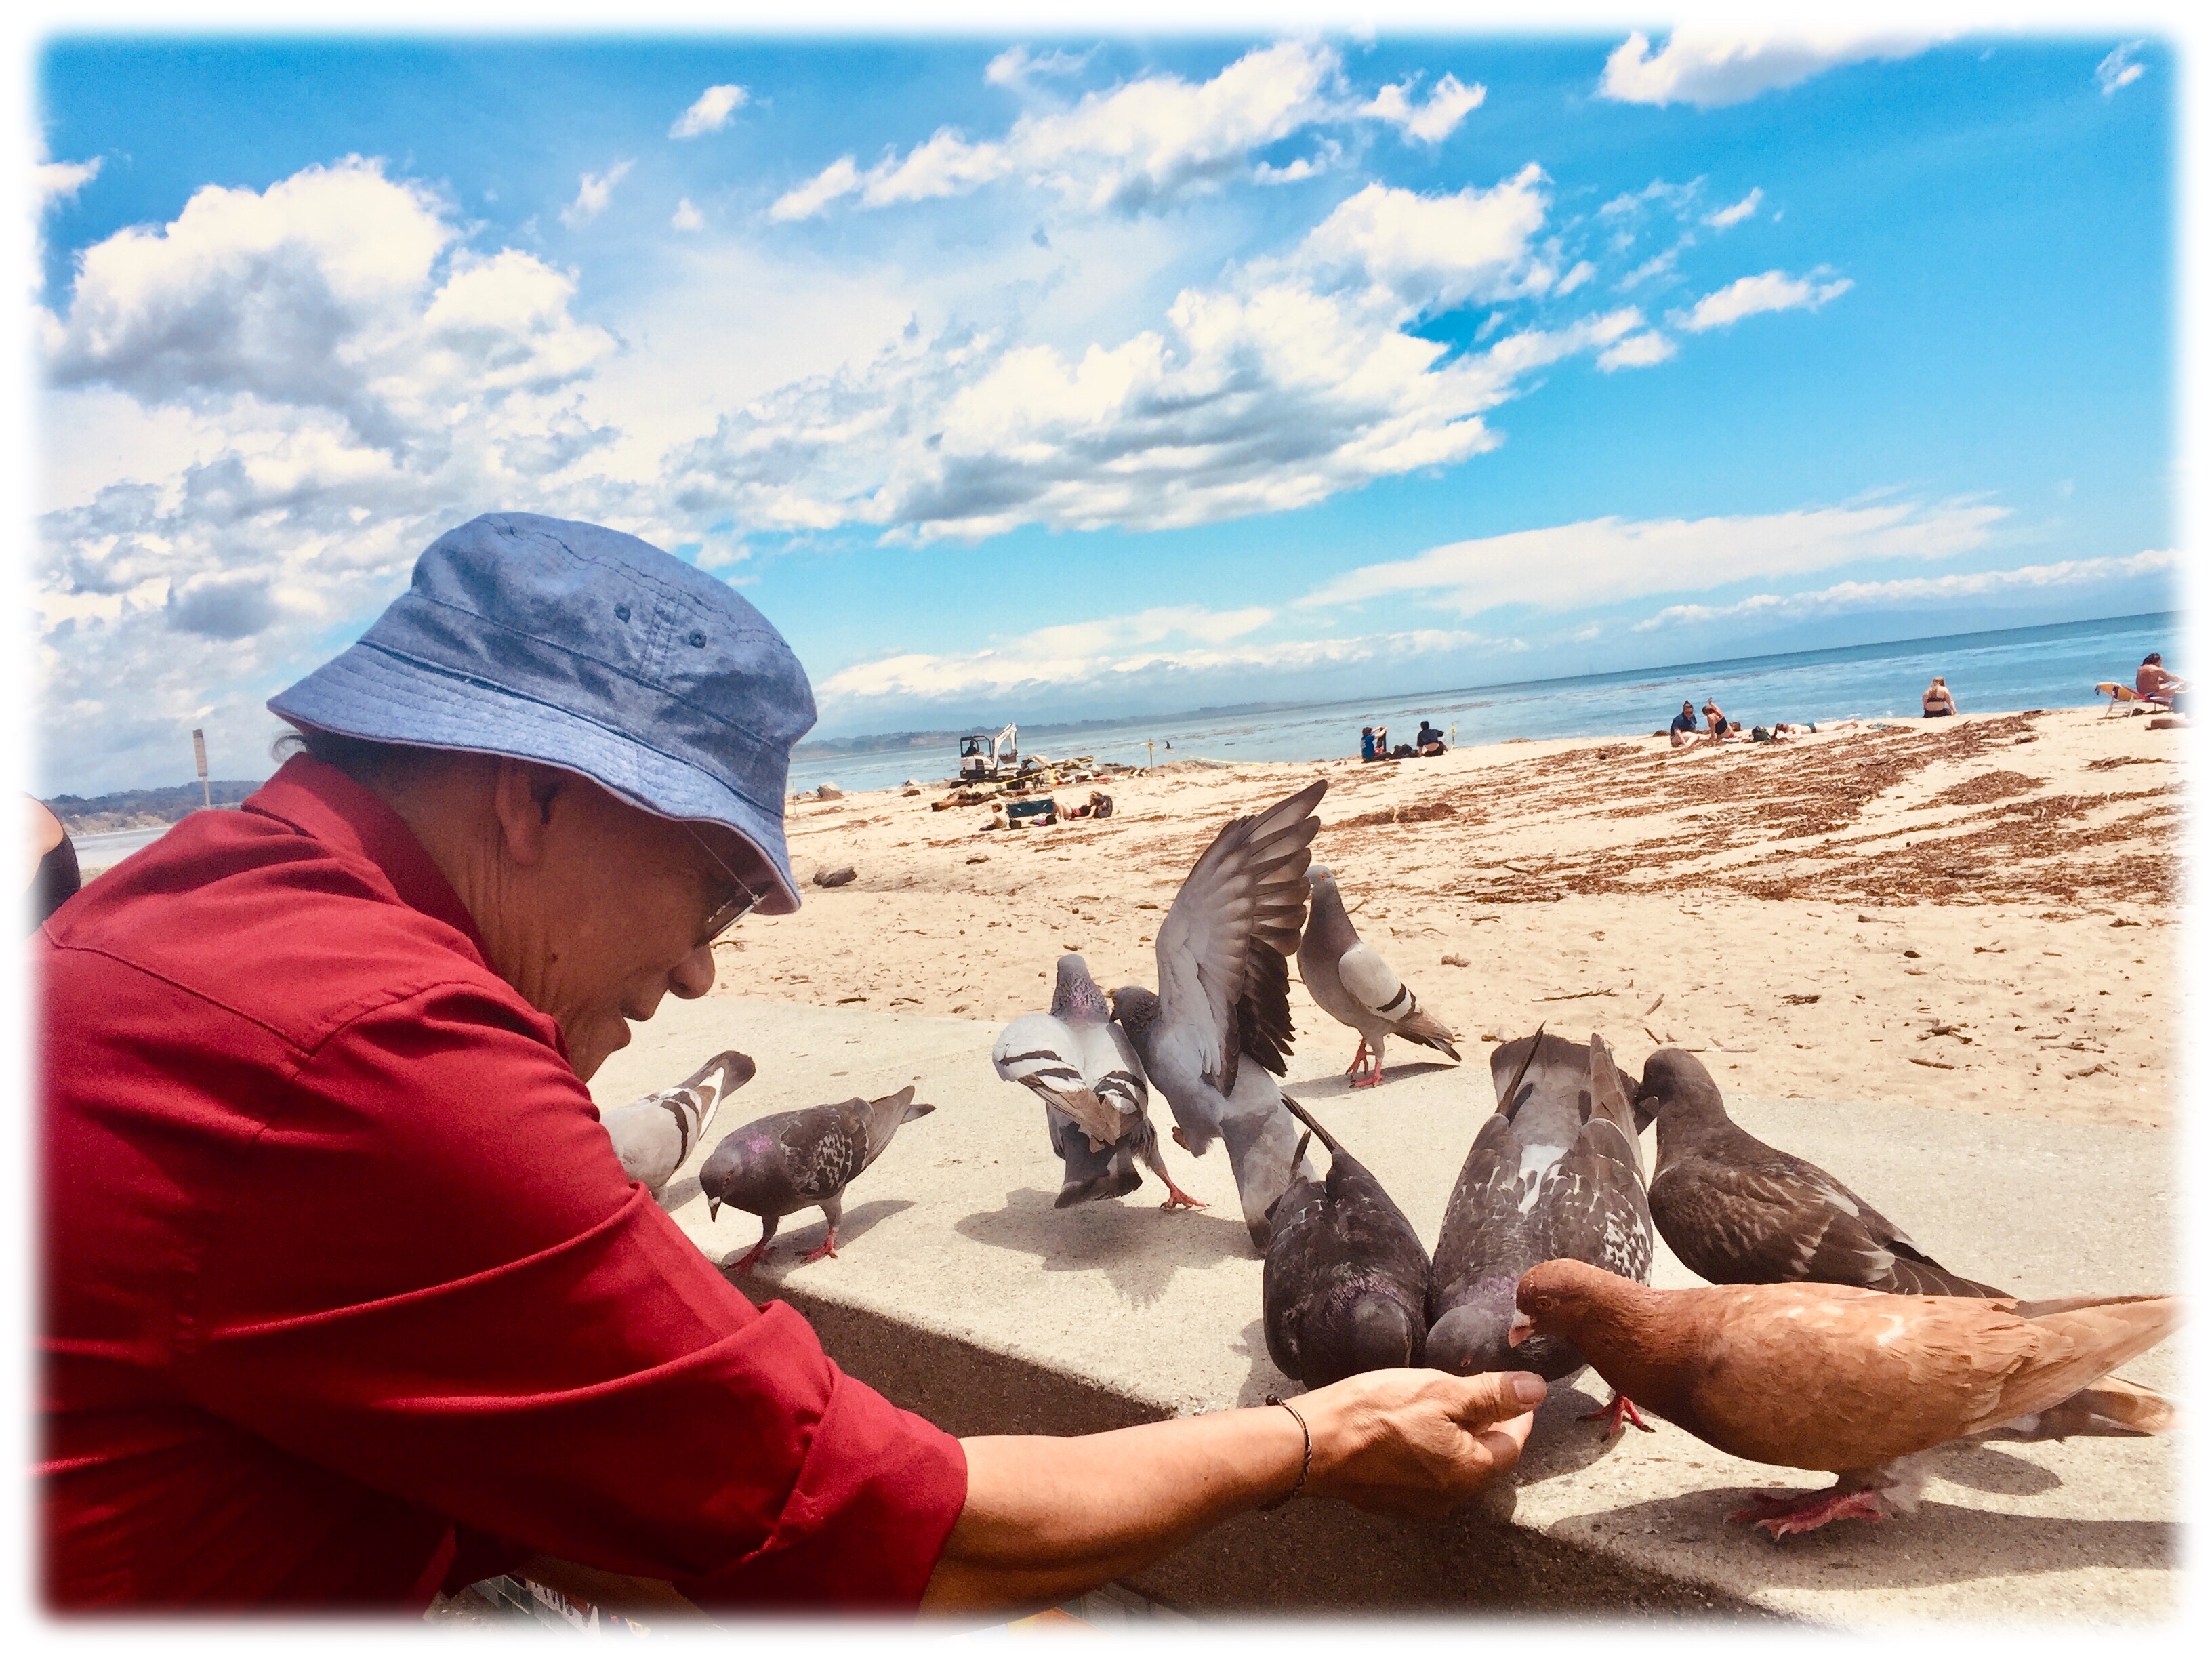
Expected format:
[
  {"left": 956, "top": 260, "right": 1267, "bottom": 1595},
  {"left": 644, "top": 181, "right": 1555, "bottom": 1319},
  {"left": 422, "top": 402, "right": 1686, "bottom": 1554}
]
[
  {"left": 729, "top": 1241, "right": 773, "bottom": 1277},
  {"left": 1728, "top": 1486, "right": 1888, "bottom": 1539},
  {"left": 1579, "top": 1392, "right": 1653, "bottom": 1436},
  {"left": 1157, "top": 1180, "right": 1210, "bottom": 1212},
  {"left": 800, "top": 1232, "right": 840, "bottom": 1265}
]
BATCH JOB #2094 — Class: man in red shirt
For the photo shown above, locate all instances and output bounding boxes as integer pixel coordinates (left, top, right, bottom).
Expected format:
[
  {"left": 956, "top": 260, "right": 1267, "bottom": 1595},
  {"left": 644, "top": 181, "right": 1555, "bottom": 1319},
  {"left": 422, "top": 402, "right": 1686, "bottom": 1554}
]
[{"left": 40, "top": 513, "right": 1536, "bottom": 1616}]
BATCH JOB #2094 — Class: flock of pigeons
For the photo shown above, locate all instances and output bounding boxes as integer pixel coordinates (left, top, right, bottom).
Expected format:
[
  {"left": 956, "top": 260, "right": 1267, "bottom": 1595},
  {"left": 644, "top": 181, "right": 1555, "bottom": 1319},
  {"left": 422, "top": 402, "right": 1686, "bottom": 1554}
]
[{"left": 600, "top": 777, "right": 2179, "bottom": 1544}]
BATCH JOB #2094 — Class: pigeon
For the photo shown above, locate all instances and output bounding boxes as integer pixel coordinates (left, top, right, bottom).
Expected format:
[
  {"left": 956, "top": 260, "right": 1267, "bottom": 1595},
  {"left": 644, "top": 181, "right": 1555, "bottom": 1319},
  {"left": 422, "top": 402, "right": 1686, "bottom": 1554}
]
[
  {"left": 1110, "top": 779, "right": 1328, "bottom": 1248},
  {"left": 1512, "top": 1260, "right": 2180, "bottom": 1538},
  {"left": 1262, "top": 1096, "right": 1432, "bottom": 1388},
  {"left": 994, "top": 954, "right": 1204, "bottom": 1210},
  {"left": 1427, "top": 1029, "right": 1655, "bottom": 1434},
  {"left": 600, "top": 1050, "right": 755, "bottom": 1195},
  {"left": 1297, "top": 866, "right": 1460, "bottom": 1088},
  {"left": 1639, "top": 1048, "right": 2003, "bottom": 1297},
  {"left": 700, "top": 1086, "right": 935, "bottom": 1275}
]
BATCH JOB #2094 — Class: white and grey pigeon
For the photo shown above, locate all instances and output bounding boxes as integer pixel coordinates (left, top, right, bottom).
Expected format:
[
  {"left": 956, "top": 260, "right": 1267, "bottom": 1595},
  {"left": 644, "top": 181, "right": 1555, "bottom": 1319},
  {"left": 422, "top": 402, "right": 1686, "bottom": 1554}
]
[
  {"left": 994, "top": 954, "right": 1204, "bottom": 1210},
  {"left": 1298, "top": 866, "right": 1460, "bottom": 1088},
  {"left": 1111, "top": 779, "right": 1327, "bottom": 1250},
  {"left": 600, "top": 1050, "right": 755, "bottom": 1196}
]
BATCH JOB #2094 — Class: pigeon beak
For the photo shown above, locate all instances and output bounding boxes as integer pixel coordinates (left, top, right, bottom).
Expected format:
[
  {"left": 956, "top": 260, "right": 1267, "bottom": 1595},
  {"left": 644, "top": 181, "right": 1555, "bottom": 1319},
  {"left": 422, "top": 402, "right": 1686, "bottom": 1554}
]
[
  {"left": 1506, "top": 1311, "right": 1534, "bottom": 1348},
  {"left": 708, "top": 1197, "right": 720, "bottom": 1222}
]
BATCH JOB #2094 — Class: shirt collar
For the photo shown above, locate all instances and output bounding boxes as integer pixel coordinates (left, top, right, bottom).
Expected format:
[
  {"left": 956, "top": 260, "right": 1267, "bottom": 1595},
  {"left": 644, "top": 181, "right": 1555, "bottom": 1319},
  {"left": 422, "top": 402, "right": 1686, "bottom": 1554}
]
[{"left": 243, "top": 754, "right": 491, "bottom": 960}]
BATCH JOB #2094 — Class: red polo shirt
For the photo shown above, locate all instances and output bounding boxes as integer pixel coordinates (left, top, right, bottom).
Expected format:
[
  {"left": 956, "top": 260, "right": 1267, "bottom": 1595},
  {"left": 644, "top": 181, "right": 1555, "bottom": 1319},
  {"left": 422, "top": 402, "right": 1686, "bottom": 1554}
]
[{"left": 38, "top": 756, "right": 966, "bottom": 1611}]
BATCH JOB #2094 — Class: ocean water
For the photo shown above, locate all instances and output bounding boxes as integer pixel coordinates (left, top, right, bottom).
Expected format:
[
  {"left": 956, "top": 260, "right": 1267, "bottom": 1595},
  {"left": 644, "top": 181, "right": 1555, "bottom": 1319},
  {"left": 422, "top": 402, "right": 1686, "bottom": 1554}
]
[{"left": 787, "top": 611, "right": 2182, "bottom": 796}]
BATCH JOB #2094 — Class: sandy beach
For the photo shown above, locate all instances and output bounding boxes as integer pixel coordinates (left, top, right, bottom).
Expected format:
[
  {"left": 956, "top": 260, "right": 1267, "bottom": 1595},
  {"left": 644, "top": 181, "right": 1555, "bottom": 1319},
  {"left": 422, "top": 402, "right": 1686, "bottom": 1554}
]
[{"left": 709, "top": 705, "right": 2182, "bottom": 1130}]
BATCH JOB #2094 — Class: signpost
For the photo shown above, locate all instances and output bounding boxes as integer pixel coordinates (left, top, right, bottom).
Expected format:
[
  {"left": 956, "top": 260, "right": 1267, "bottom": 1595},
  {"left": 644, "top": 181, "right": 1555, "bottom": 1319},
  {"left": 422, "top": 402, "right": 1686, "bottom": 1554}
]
[{"left": 192, "top": 729, "right": 211, "bottom": 811}]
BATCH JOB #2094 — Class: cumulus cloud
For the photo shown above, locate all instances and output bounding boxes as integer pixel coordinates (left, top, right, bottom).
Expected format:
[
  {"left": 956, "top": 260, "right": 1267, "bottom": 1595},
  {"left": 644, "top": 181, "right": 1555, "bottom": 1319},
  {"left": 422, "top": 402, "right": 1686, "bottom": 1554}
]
[
  {"left": 672, "top": 197, "right": 704, "bottom": 231},
  {"left": 1361, "top": 72, "right": 1486, "bottom": 144},
  {"left": 560, "top": 160, "right": 634, "bottom": 227},
  {"left": 2095, "top": 43, "right": 2147, "bottom": 98},
  {"left": 773, "top": 39, "right": 1340, "bottom": 218},
  {"left": 37, "top": 157, "right": 637, "bottom": 792},
  {"left": 1704, "top": 186, "right": 1763, "bottom": 229},
  {"left": 1598, "top": 28, "right": 1954, "bottom": 108},
  {"left": 817, "top": 605, "right": 1482, "bottom": 712},
  {"left": 37, "top": 152, "right": 102, "bottom": 209},
  {"left": 1677, "top": 269, "right": 1851, "bottom": 332},
  {"left": 676, "top": 167, "right": 1644, "bottom": 544},
  {"left": 1298, "top": 499, "right": 2007, "bottom": 617},
  {"left": 670, "top": 83, "right": 748, "bottom": 138},
  {"left": 1596, "top": 331, "right": 1676, "bottom": 372},
  {"left": 1633, "top": 550, "right": 2177, "bottom": 630}
]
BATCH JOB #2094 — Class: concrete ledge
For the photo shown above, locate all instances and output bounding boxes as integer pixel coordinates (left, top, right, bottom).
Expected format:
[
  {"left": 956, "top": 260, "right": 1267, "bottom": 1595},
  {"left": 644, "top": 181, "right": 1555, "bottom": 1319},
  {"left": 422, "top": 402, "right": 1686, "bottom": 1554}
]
[{"left": 591, "top": 995, "right": 2179, "bottom": 1622}]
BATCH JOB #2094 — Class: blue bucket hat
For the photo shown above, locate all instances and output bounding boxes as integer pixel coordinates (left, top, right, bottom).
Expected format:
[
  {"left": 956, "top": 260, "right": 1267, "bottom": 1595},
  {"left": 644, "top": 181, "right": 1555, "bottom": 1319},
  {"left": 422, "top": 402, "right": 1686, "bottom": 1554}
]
[{"left": 269, "top": 512, "right": 817, "bottom": 914}]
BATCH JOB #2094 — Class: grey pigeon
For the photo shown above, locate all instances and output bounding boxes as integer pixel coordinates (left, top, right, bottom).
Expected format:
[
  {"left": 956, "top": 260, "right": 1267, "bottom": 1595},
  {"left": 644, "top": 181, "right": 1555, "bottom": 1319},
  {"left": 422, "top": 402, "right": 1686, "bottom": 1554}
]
[
  {"left": 1427, "top": 1029, "right": 1655, "bottom": 1433},
  {"left": 701, "top": 1085, "right": 934, "bottom": 1275},
  {"left": 994, "top": 954, "right": 1203, "bottom": 1210},
  {"left": 1639, "top": 1048, "right": 2002, "bottom": 1297},
  {"left": 1110, "top": 779, "right": 1327, "bottom": 1248},
  {"left": 1261, "top": 1096, "right": 1431, "bottom": 1387},
  {"left": 600, "top": 1050, "right": 754, "bottom": 1195},
  {"left": 1298, "top": 866, "right": 1460, "bottom": 1088}
]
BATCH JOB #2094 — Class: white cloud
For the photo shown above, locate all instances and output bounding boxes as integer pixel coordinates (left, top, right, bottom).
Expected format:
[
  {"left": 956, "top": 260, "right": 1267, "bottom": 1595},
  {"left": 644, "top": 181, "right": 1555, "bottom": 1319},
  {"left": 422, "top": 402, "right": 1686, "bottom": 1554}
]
[
  {"left": 1677, "top": 268, "right": 1851, "bottom": 332},
  {"left": 774, "top": 39, "right": 1342, "bottom": 219},
  {"left": 1704, "top": 187, "right": 1763, "bottom": 230},
  {"left": 1598, "top": 28, "right": 1952, "bottom": 109},
  {"left": 1291, "top": 167, "right": 1555, "bottom": 314},
  {"left": 1298, "top": 499, "right": 2007, "bottom": 617},
  {"left": 984, "top": 45, "right": 1094, "bottom": 89},
  {"left": 1361, "top": 72, "right": 1486, "bottom": 144},
  {"left": 674, "top": 169, "right": 1645, "bottom": 546},
  {"left": 37, "top": 158, "right": 634, "bottom": 793},
  {"left": 670, "top": 84, "right": 748, "bottom": 139},
  {"left": 37, "top": 153, "right": 102, "bottom": 210},
  {"left": 817, "top": 605, "right": 1483, "bottom": 712},
  {"left": 672, "top": 197, "right": 704, "bottom": 231},
  {"left": 560, "top": 160, "right": 634, "bottom": 227},
  {"left": 1633, "top": 551, "right": 2177, "bottom": 630},
  {"left": 1596, "top": 331, "right": 1676, "bottom": 372},
  {"left": 2095, "top": 43, "right": 2147, "bottom": 98}
]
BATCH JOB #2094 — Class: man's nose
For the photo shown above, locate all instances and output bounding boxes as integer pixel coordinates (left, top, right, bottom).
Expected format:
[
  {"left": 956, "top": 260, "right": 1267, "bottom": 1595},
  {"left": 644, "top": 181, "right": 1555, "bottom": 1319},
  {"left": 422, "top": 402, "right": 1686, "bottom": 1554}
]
[{"left": 671, "top": 943, "right": 718, "bottom": 1000}]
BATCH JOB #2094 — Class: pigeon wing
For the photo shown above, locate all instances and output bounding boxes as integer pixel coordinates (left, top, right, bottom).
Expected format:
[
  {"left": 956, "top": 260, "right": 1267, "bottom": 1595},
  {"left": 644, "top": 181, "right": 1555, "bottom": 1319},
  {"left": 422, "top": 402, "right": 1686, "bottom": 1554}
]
[
  {"left": 994, "top": 1011, "right": 1126, "bottom": 1147},
  {"left": 1154, "top": 780, "right": 1323, "bottom": 1094},
  {"left": 1541, "top": 1115, "right": 1656, "bottom": 1286},
  {"left": 1431, "top": 1109, "right": 1534, "bottom": 1307}
]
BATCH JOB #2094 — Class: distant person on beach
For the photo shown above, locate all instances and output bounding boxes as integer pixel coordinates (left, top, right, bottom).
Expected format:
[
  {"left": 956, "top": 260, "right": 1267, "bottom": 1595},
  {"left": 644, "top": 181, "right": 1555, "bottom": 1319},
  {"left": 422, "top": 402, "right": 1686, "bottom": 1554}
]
[
  {"left": 2137, "top": 653, "right": 2185, "bottom": 711},
  {"left": 1922, "top": 676, "right": 1957, "bottom": 718},
  {"left": 1361, "top": 725, "right": 1378, "bottom": 761},
  {"left": 1414, "top": 719, "right": 1445, "bottom": 756},
  {"left": 1702, "top": 699, "right": 1729, "bottom": 739},
  {"left": 27, "top": 797, "right": 81, "bottom": 931},
  {"left": 1668, "top": 701, "right": 1700, "bottom": 748}
]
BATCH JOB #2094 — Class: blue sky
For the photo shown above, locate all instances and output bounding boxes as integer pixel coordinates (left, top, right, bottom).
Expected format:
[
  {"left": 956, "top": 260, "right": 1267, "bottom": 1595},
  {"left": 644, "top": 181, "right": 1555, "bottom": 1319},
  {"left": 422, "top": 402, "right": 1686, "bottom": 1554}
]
[{"left": 31, "top": 27, "right": 2174, "bottom": 792}]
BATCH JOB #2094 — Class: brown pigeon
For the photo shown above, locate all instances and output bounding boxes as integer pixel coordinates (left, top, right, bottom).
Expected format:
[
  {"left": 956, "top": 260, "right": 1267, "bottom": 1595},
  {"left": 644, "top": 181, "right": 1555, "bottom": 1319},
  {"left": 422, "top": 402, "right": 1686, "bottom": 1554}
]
[
  {"left": 1511, "top": 1259, "right": 2179, "bottom": 1538},
  {"left": 1638, "top": 1048, "right": 2003, "bottom": 1297}
]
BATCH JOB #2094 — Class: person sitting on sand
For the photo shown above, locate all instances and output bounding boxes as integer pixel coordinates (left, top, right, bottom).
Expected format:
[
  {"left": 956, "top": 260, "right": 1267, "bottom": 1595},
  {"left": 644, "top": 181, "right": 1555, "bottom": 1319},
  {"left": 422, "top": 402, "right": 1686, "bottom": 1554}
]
[
  {"left": 2136, "top": 653, "right": 2185, "bottom": 711},
  {"left": 1360, "top": 726, "right": 1378, "bottom": 762},
  {"left": 1922, "top": 676, "right": 1957, "bottom": 718},
  {"left": 1414, "top": 719, "right": 1445, "bottom": 757},
  {"left": 1668, "top": 701, "right": 1700, "bottom": 749},
  {"left": 1702, "top": 699, "right": 1730, "bottom": 739},
  {"left": 1089, "top": 790, "right": 1113, "bottom": 819}
]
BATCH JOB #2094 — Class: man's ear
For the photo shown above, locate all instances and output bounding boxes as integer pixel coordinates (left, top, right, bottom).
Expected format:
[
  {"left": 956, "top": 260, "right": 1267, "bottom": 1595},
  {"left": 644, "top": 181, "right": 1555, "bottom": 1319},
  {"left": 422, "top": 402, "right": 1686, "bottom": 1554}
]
[{"left": 489, "top": 759, "right": 565, "bottom": 868}]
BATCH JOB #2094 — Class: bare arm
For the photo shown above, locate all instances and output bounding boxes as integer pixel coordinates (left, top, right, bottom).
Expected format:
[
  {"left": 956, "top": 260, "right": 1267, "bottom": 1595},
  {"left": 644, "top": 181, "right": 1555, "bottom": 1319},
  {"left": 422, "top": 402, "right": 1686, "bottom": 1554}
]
[{"left": 918, "top": 1368, "right": 1542, "bottom": 1615}]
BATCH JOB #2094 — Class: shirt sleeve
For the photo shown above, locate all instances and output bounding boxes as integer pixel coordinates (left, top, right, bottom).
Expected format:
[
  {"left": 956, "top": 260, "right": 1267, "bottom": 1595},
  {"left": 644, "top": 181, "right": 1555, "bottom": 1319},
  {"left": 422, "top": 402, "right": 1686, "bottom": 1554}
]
[{"left": 174, "top": 980, "right": 967, "bottom": 1612}]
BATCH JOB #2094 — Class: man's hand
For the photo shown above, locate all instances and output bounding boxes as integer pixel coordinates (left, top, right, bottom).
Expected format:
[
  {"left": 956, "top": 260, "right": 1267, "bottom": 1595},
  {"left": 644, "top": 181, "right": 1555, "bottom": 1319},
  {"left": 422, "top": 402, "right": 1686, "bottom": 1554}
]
[{"left": 1296, "top": 1369, "right": 1540, "bottom": 1521}]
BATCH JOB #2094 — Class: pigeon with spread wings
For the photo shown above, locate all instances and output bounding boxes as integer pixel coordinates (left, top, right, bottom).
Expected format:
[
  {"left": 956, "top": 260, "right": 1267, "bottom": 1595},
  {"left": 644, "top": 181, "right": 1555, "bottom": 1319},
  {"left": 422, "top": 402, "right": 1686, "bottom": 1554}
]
[{"left": 1111, "top": 779, "right": 1326, "bottom": 1249}]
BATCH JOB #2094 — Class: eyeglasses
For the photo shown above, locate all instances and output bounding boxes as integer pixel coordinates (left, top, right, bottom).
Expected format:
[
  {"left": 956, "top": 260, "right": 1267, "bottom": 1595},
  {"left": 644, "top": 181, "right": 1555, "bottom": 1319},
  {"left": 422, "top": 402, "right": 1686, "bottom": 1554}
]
[{"left": 684, "top": 825, "right": 765, "bottom": 949}]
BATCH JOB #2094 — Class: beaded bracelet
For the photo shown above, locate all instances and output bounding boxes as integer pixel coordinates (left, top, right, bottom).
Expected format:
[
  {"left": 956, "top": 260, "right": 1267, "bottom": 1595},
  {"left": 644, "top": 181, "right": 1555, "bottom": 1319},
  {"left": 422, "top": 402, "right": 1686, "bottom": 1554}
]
[{"left": 1256, "top": 1394, "right": 1311, "bottom": 1511}]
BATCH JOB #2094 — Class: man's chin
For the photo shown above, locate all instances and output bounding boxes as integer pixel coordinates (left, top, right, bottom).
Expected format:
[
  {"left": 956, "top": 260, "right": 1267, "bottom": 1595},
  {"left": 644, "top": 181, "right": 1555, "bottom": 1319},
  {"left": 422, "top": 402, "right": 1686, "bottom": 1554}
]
[{"left": 572, "top": 1019, "right": 632, "bottom": 1082}]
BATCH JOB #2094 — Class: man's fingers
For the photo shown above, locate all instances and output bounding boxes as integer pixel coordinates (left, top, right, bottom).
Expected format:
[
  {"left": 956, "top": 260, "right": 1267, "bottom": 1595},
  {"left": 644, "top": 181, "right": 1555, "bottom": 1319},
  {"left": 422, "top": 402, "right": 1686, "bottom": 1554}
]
[{"left": 1448, "top": 1370, "right": 1549, "bottom": 1430}]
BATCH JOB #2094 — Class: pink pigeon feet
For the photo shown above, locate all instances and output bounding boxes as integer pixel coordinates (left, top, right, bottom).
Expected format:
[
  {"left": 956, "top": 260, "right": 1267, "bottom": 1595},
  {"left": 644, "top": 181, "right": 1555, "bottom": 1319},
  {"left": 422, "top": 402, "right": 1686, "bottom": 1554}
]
[
  {"left": 1157, "top": 1174, "right": 1210, "bottom": 1211},
  {"left": 1580, "top": 1392, "right": 1654, "bottom": 1436},
  {"left": 800, "top": 1231, "right": 840, "bottom": 1265},
  {"left": 1727, "top": 1485, "right": 1888, "bottom": 1540},
  {"left": 1344, "top": 1040, "right": 1384, "bottom": 1089},
  {"left": 729, "top": 1240, "right": 775, "bottom": 1277}
]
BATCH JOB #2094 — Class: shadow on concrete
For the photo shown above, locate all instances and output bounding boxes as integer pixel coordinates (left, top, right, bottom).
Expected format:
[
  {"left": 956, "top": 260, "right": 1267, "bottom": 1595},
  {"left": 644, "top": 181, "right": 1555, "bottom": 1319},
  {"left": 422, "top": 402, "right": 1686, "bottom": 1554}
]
[
  {"left": 1930, "top": 1440, "right": 2064, "bottom": 1497},
  {"left": 1551, "top": 1485, "right": 2176, "bottom": 1593},
  {"left": 718, "top": 1199, "right": 914, "bottom": 1285},
  {"left": 657, "top": 1174, "right": 703, "bottom": 1213},
  {"left": 1510, "top": 1375, "right": 1639, "bottom": 1485},
  {"left": 1284, "top": 1060, "right": 1467, "bottom": 1105},
  {"left": 1227, "top": 1317, "right": 1295, "bottom": 1407},
  {"left": 954, "top": 1187, "right": 1257, "bottom": 1307}
]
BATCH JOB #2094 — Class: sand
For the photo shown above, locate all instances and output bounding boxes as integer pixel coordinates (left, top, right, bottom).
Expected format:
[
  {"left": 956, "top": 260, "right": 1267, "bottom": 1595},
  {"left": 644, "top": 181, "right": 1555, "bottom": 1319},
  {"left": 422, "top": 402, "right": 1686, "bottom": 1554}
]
[{"left": 709, "top": 705, "right": 2182, "bottom": 1130}]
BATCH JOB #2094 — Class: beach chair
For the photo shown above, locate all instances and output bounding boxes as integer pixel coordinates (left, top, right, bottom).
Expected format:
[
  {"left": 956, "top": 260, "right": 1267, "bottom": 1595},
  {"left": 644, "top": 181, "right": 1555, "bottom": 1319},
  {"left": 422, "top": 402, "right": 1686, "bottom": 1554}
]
[{"left": 2096, "top": 682, "right": 2157, "bottom": 716}]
